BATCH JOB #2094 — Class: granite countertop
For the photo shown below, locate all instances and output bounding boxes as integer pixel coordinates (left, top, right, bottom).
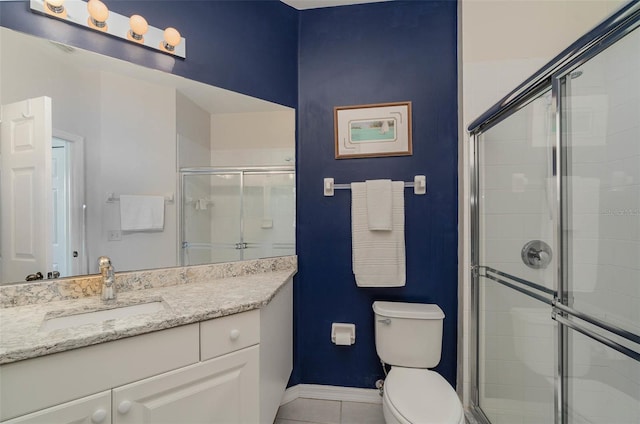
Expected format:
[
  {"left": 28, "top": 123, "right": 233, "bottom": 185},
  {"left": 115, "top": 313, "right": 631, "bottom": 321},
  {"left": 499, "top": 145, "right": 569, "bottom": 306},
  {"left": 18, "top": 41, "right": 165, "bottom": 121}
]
[{"left": 0, "top": 265, "right": 295, "bottom": 365}]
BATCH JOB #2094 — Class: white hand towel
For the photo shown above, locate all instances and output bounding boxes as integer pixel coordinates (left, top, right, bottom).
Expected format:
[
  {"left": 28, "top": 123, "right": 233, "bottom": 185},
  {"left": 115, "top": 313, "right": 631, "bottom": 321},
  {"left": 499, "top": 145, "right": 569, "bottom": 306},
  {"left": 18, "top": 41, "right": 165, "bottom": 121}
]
[
  {"left": 120, "top": 195, "right": 165, "bottom": 232},
  {"left": 366, "top": 179, "right": 392, "bottom": 231},
  {"left": 351, "top": 181, "right": 406, "bottom": 287}
]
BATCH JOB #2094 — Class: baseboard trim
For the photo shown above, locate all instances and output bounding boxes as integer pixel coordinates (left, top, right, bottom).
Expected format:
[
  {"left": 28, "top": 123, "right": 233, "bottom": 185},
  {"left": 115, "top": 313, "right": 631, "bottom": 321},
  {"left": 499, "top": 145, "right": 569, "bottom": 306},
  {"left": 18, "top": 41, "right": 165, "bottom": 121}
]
[{"left": 281, "top": 384, "right": 382, "bottom": 405}]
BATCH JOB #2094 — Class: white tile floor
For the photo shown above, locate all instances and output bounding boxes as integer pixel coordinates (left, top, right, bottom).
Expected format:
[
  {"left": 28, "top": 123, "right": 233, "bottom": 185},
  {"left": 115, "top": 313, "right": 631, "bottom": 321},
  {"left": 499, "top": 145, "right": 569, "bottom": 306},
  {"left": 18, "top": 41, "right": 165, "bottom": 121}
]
[{"left": 275, "top": 398, "right": 385, "bottom": 424}]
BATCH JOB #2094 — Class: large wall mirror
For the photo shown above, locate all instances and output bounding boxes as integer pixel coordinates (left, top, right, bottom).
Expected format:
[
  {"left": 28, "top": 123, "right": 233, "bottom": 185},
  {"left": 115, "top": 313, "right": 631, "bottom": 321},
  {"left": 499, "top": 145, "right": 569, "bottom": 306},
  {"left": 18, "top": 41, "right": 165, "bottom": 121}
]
[{"left": 0, "top": 27, "right": 296, "bottom": 285}]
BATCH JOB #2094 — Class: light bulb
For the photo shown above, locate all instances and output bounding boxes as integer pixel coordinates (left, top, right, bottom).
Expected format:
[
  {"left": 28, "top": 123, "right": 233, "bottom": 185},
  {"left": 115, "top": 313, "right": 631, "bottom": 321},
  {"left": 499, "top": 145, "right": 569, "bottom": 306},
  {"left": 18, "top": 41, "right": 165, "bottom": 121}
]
[
  {"left": 45, "top": 0, "right": 65, "bottom": 15},
  {"left": 162, "top": 27, "right": 181, "bottom": 52},
  {"left": 87, "top": 0, "right": 109, "bottom": 31},
  {"left": 128, "top": 15, "right": 148, "bottom": 42}
]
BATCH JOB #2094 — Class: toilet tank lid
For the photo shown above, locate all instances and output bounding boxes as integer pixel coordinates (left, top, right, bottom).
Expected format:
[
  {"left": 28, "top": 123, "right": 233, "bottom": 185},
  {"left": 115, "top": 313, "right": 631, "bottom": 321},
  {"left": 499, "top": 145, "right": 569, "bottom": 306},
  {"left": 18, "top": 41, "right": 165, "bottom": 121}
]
[{"left": 372, "top": 301, "right": 444, "bottom": 319}]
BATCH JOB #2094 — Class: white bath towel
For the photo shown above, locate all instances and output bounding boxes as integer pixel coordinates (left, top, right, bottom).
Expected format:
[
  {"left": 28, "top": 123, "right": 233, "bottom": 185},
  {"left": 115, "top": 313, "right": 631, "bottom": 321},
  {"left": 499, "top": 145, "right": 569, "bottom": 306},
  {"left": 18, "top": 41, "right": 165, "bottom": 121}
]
[
  {"left": 351, "top": 181, "right": 406, "bottom": 287},
  {"left": 366, "top": 179, "right": 392, "bottom": 231},
  {"left": 120, "top": 195, "right": 165, "bottom": 231}
]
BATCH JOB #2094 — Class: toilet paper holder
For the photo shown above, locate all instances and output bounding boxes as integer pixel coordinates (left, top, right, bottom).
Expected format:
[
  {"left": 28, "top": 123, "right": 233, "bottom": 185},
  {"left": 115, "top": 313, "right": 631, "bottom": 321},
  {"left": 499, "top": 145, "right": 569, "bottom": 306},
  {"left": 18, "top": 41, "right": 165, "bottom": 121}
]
[{"left": 331, "top": 323, "right": 356, "bottom": 346}]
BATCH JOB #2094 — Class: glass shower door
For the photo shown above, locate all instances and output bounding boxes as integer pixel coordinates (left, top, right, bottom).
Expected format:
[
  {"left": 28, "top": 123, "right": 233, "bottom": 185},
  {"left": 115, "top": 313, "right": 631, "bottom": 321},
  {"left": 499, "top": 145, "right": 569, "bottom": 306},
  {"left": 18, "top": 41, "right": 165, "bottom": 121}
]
[
  {"left": 180, "top": 167, "right": 295, "bottom": 265},
  {"left": 471, "top": 6, "right": 640, "bottom": 423},
  {"left": 475, "top": 89, "right": 558, "bottom": 424},
  {"left": 181, "top": 172, "right": 242, "bottom": 265},
  {"left": 560, "top": 23, "right": 640, "bottom": 424},
  {"left": 242, "top": 171, "right": 296, "bottom": 261}
]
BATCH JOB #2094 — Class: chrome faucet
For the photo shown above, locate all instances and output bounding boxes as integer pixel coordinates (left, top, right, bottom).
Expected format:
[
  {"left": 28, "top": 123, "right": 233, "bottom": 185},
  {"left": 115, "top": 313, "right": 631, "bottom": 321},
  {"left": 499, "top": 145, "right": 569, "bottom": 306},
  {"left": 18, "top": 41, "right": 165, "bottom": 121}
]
[{"left": 98, "top": 256, "right": 116, "bottom": 302}]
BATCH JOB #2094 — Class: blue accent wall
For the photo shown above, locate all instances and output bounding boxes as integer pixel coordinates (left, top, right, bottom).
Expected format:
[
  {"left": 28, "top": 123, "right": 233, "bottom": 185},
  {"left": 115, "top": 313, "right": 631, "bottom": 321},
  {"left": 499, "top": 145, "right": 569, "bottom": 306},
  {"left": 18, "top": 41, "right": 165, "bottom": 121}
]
[
  {"left": 295, "top": 1, "right": 458, "bottom": 388},
  {"left": 0, "top": 0, "right": 298, "bottom": 108},
  {"left": 1, "top": 0, "right": 458, "bottom": 390}
]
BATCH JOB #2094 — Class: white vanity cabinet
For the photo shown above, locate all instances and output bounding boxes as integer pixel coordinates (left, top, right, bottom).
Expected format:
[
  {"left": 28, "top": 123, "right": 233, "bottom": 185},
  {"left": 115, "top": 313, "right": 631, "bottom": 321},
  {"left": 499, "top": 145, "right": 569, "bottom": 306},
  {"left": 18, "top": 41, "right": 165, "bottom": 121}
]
[
  {"left": 2, "top": 391, "right": 112, "bottom": 424},
  {"left": 0, "top": 279, "right": 293, "bottom": 424},
  {"left": 113, "top": 346, "right": 259, "bottom": 424}
]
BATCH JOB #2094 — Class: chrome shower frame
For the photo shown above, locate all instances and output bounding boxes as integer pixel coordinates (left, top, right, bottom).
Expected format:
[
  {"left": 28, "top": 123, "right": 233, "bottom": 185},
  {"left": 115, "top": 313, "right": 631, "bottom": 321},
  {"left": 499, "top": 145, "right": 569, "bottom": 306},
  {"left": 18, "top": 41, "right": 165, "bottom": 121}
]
[{"left": 468, "top": 3, "right": 640, "bottom": 423}]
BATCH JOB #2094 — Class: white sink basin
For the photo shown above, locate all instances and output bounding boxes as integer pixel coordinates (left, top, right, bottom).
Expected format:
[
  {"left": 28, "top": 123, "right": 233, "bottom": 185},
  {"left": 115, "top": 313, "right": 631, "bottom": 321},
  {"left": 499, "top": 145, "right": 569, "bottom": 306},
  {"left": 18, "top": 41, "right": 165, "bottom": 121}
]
[{"left": 41, "top": 301, "right": 166, "bottom": 332}]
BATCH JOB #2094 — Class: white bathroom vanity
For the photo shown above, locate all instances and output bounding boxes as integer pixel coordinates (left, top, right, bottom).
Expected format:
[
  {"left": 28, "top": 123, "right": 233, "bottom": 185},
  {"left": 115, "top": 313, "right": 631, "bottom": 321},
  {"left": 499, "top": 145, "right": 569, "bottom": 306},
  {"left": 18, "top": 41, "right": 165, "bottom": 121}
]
[{"left": 0, "top": 257, "right": 296, "bottom": 423}]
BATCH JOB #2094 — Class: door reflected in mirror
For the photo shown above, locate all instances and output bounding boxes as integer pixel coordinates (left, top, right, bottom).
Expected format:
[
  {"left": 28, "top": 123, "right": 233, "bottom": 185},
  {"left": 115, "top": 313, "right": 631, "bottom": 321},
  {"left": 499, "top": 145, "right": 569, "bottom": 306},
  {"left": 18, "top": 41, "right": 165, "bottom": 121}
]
[{"left": 0, "top": 27, "right": 295, "bottom": 285}]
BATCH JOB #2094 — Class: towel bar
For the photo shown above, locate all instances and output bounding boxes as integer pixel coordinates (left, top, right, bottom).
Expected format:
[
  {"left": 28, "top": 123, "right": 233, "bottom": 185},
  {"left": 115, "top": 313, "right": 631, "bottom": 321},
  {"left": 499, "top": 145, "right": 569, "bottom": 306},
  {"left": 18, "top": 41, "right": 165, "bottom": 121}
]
[
  {"left": 323, "top": 176, "right": 426, "bottom": 196},
  {"left": 105, "top": 192, "right": 175, "bottom": 203}
]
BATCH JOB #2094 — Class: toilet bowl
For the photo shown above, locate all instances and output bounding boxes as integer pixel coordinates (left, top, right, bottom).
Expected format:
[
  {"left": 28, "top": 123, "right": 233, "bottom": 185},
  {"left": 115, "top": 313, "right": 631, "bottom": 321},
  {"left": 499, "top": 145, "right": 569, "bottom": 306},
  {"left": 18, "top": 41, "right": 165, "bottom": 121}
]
[
  {"left": 382, "top": 367, "right": 464, "bottom": 424},
  {"left": 373, "top": 301, "right": 464, "bottom": 424}
]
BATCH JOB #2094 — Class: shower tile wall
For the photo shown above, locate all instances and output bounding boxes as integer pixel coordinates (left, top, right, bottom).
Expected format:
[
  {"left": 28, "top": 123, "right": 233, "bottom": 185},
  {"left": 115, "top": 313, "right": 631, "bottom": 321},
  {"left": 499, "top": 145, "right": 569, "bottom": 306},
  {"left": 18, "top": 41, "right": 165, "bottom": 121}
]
[
  {"left": 564, "top": 29, "right": 640, "bottom": 423},
  {"left": 478, "top": 93, "right": 556, "bottom": 424}
]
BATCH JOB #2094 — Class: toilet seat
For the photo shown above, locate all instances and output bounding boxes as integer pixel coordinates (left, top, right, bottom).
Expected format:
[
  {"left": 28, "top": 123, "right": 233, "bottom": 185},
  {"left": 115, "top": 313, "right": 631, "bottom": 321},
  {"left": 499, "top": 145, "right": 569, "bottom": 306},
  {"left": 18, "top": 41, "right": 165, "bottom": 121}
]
[{"left": 383, "top": 367, "right": 463, "bottom": 424}]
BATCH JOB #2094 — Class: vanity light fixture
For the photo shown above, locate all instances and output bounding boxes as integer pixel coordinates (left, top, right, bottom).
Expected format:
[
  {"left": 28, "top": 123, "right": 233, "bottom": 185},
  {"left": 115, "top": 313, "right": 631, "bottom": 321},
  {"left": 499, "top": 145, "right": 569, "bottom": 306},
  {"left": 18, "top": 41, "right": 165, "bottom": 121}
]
[
  {"left": 161, "top": 27, "right": 181, "bottom": 53},
  {"left": 44, "top": 0, "right": 67, "bottom": 17},
  {"left": 86, "top": 0, "right": 109, "bottom": 31},
  {"left": 30, "top": 0, "right": 186, "bottom": 58},
  {"left": 128, "top": 14, "right": 148, "bottom": 43}
]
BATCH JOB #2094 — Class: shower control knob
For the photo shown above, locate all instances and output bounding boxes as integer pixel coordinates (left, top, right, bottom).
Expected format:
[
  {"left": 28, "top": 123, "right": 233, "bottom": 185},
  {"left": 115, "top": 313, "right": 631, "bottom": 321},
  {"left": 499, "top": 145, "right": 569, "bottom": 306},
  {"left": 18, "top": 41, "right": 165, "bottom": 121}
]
[
  {"left": 537, "top": 251, "right": 550, "bottom": 263},
  {"left": 521, "top": 240, "right": 552, "bottom": 269}
]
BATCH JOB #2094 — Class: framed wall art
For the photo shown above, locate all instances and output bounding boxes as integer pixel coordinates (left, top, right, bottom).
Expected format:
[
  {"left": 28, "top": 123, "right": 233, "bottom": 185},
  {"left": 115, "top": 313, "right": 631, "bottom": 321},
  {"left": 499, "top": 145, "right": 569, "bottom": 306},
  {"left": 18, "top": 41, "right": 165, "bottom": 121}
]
[{"left": 334, "top": 101, "right": 412, "bottom": 159}]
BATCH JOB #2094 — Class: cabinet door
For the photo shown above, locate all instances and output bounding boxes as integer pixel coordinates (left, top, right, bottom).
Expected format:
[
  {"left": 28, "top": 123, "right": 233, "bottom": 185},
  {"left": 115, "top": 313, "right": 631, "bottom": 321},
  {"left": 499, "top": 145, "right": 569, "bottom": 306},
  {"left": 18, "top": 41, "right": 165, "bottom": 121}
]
[
  {"left": 113, "top": 346, "right": 259, "bottom": 424},
  {"left": 2, "top": 391, "right": 110, "bottom": 424}
]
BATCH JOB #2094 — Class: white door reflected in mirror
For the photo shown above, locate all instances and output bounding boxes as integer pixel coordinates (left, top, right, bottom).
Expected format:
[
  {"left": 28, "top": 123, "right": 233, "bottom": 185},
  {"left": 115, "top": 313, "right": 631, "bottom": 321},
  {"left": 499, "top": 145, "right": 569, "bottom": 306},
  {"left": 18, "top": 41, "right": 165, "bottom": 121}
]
[{"left": 0, "top": 96, "right": 53, "bottom": 283}]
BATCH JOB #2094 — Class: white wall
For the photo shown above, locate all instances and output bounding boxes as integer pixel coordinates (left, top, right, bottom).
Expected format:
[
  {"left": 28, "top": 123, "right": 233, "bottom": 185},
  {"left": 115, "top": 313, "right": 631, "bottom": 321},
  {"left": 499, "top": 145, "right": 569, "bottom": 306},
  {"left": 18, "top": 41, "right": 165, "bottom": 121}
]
[
  {"left": 459, "top": 0, "right": 627, "bottom": 413},
  {"left": 211, "top": 110, "right": 295, "bottom": 166},
  {"left": 177, "top": 91, "right": 211, "bottom": 168},
  {"left": 0, "top": 30, "right": 100, "bottom": 142},
  {"left": 97, "top": 72, "right": 177, "bottom": 272},
  {"left": 177, "top": 92, "right": 213, "bottom": 265}
]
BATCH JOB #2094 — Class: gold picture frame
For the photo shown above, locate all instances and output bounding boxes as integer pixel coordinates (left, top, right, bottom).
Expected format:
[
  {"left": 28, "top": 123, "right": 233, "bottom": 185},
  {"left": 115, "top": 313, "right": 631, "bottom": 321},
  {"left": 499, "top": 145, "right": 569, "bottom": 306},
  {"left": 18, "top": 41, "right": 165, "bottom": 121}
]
[{"left": 334, "top": 101, "right": 412, "bottom": 159}]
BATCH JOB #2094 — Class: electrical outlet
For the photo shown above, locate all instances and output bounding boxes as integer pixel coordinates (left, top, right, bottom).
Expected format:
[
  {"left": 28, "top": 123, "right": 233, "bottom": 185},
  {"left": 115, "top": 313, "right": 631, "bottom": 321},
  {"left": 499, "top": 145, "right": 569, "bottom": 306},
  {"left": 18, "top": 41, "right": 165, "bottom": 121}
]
[{"left": 108, "top": 230, "right": 121, "bottom": 241}]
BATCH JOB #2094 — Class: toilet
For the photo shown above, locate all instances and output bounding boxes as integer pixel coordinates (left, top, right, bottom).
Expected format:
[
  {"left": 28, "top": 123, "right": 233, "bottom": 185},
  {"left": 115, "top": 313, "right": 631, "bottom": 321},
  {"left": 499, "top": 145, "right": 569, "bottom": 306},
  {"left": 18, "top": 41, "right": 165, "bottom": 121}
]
[{"left": 373, "top": 301, "right": 464, "bottom": 424}]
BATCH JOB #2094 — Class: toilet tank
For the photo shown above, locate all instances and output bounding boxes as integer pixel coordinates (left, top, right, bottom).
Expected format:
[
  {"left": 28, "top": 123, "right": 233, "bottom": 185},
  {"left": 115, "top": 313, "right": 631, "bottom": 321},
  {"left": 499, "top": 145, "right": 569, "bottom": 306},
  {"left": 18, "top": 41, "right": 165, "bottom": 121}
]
[{"left": 373, "top": 301, "right": 444, "bottom": 368}]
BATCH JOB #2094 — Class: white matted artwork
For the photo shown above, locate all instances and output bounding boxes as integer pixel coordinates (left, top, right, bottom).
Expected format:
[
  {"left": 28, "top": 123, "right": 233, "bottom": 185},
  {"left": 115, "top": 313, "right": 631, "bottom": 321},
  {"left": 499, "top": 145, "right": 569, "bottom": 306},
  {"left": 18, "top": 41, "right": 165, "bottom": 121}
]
[{"left": 334, "top": 101, "right": 412, "bottom": 159}]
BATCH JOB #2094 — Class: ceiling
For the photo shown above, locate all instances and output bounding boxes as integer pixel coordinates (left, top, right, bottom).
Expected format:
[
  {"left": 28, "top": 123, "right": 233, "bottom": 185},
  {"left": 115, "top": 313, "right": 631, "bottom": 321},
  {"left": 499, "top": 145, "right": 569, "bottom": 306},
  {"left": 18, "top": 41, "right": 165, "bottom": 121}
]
[{"left": 280, "top": 0, "right": 390, "bottom": 10}]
